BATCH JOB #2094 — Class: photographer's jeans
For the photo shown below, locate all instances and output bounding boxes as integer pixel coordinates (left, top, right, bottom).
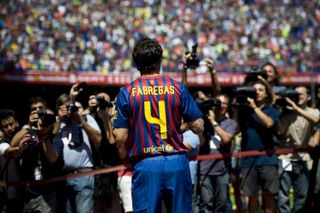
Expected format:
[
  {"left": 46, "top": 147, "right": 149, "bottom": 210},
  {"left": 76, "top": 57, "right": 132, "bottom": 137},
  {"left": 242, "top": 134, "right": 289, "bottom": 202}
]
[
  {"left": 277, "top": 160, "right": 309, "bottom": 213},
  {"left": 199, "top": 172, "right": 230, "bottom": 213},
  {"left": 65, "top": 175, "right": 94, "bottom": 213}
]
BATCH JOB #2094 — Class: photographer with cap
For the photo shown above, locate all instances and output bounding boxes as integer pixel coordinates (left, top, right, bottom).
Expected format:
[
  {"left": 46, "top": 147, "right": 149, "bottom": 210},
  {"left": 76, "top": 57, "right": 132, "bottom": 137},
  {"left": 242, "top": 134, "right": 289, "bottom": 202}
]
[{"left": 277, "top": 86, "right": 319, "bottom": 213}]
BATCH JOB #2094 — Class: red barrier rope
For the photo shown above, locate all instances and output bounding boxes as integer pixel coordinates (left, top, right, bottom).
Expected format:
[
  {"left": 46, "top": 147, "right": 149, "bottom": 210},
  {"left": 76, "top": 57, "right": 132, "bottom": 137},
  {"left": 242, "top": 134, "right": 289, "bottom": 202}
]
[
  {"left": 3, "top": 164, "right": 130, "bottom": 187},
  {"left": 0, "top": 147, "right": 311, "bottom": 187},
  {"left": 194, "top": 147, "right": 311, "bottom": 161}
]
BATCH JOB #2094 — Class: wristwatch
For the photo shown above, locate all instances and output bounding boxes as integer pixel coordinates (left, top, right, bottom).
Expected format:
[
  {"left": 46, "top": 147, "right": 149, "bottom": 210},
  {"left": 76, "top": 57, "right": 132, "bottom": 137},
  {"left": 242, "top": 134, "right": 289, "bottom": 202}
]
[{"left": 212, "top": 121, "right": 219, "bottom": 127}]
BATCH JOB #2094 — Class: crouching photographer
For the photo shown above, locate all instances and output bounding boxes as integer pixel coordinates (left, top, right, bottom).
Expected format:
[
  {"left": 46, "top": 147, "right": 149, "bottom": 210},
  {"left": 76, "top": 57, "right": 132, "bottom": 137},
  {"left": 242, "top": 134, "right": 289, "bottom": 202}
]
[
  {"left": 195, "top": 93, "right": 238, "bottom": 213},
  {"left": 233, "top": 79, "right": 280, "bottom": 213},
  {"left": 10, "top": 96, "right": 63, "bottom": 213},
  {"left": 277, "top": 86, "right": 320, "bottom": 213}
]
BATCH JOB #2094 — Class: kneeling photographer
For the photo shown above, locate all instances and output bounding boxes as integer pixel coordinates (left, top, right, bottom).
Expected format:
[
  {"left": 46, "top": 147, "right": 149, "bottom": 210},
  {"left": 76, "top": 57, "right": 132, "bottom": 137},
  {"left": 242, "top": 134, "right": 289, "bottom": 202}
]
[
  {"left": 196, "top": 93, "right": 238, "bottom": 213},
  {"left": 233, "top": 79, "right": 280, "bottom": 213},
  {"left": 277, "top": 86, "right": 320, "bottom": 213}
]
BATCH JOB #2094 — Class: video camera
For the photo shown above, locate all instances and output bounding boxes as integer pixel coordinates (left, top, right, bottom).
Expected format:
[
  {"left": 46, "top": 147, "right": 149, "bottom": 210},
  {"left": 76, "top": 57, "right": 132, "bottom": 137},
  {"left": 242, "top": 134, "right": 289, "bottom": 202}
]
[
  {"left": 36, "top": 109, "right": 56, "bottom": 127},
  {"left": 244, "top": 66, "right": 268, "bottom": 84},
  {"left": 97, "top": 96, "right": 113, "bottom": 110},
  {"left": 274, "top": 89, "right": 299, "bottom": 108},
  {"left": 196, "top": 97, "right": 221, "bottom": 115},
  {"left": 185, "top": 43, "right": 200, "bottom": 69},
  {"left": 232, "top": 86, "right": 257, "bottom": 106}
]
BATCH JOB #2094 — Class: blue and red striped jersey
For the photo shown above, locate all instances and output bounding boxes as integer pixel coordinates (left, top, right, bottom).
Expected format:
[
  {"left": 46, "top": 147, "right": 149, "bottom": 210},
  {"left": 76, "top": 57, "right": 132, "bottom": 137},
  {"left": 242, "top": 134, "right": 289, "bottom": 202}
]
[{"left": 113, "top": 75, "right": 202, "bottom": 159}]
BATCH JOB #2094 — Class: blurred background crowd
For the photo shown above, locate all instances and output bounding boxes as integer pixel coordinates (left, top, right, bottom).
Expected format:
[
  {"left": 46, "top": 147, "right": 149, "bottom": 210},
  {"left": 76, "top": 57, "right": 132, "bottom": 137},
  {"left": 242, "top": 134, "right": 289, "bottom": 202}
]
[{"left": 0, "top": 0, "right": 319, "bottom": 74}]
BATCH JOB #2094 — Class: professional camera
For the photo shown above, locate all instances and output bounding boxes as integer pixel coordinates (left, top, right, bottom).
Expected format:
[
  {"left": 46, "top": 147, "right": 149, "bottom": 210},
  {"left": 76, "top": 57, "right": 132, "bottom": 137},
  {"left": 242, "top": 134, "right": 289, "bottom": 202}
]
[
  {"left": 274, "top": 89, "right": 299, "bottom": 108},
  {"left": 244, "top": 66, "right": 268, "bottom": 84},
  {"left": 232, "top": 86, "right": 257, "bottom": 106},
  {"left": 185, "top": 43, "right": 200, "bottom": 69},
  {"left": 76, "top": 82, "right": 87, "bottom": 91},
  {"left": 97, "top": 96, "right": 113, "bottom": 110},
  {"left": 66, "top": 104, "right": 79, "bottom": 113},
  {"left": 36, "top": 109, "right": 56, "bottom": 127},
  {"left": 196, "top": 97, "right": 221, "bottom": 115}
]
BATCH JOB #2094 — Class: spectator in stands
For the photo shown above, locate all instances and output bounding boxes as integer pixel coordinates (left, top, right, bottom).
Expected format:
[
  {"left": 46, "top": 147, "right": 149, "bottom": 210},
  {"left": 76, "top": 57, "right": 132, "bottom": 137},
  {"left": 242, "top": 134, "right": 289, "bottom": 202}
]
[
  {"left": 10, "top": 97, "right": 63, "bottom": 213},
  {"left": 0, "top": 109, "right": 24, "bottom": 213},
  {"left": 0, "top": 1, "right": 319, "bottom": 73},
  {"left": 53, "top": 87, "right": 101, "bottom": 213},
  {"left": 198, "top": 94, "right": 238, "bottom": 213},
  {"left": 235, "top": 79, "right": 280, "bottom": 213},
  {"left": 277, "top": 86, "right": 320, "bottom": 213}
]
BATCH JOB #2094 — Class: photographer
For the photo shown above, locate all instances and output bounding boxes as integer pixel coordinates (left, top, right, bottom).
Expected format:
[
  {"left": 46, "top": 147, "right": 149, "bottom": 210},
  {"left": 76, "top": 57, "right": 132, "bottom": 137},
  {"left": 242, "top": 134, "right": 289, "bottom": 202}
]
[
  {"left": 234, "top": 79, "right": 280, "bottom": 213},
  {"left": 82, "top": 92, "right": 119, "bottom": 212},
  {"left": 198, "top": 94, "right": 238, "bottom": 213},
  {"left": 183, "top": 44, "right": 221, "bottom": 96},
  {"left": 0, "top": 109, "right": 27, "bottom": 213},
  {"left": 10, "top": 97, "right": 63, "bottom": 213},
  {"left": 277, "top": 86, "right": 320, "bottom": 213},
  {"left": 53, "top": 82, "right": 102, "bottom": 213}
]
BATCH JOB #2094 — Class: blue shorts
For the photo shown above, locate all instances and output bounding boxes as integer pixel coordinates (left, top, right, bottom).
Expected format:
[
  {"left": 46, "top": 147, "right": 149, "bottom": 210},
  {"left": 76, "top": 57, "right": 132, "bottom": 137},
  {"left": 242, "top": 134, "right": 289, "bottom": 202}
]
[{"left": 132, "top": 154, "right": 192, "bottom": 213}]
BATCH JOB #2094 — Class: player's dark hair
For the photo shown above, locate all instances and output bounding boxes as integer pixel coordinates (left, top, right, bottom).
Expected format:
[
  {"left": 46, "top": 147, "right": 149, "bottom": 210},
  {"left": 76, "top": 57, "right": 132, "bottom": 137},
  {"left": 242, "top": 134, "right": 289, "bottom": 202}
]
[{"left": 132, "top": 38, "right": 163, "bottom": 75}]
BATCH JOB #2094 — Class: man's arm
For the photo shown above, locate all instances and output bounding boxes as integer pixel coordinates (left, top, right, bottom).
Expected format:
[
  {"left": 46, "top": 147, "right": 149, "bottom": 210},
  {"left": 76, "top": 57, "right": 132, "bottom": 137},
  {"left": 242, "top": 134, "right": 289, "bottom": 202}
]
[
  {"left": 187, "top": 118, "right": 204, "bottom": 135},
  {"left": 285, "top": 97, "right": 320, "bottom": 124},
  {"left": 247, "top": 98, "right": 274, "bottom": 128},
  {"left": 97, "top": 109, "right": 116, "bottom": 144},
  {"left": 207, "top": 110, "right": 235, "bottom": 144},
  {"left": 113, "top": 128, "right": 129, "bottom": 146},
  {"left": 40, "top": 136, "right": 59, "bottom": 164},
  {"left": 204, "top": 58, "right": 221, "bottom": 96},
  {"left": 73, "top": 113, "right": 102, "bottom": 144}
]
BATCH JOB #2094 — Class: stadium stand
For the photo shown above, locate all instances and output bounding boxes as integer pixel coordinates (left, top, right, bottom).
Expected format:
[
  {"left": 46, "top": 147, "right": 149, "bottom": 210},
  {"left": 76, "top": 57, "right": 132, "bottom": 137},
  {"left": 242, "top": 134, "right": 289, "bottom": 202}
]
[{"left": 0, "top": 0, "right": 319, "bottom": 74}]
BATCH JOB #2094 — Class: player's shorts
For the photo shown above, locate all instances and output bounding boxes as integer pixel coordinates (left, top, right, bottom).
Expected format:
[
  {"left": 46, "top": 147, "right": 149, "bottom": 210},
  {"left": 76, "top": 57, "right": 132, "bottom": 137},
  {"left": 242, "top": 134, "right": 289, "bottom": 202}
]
[
  {"left": 118, "top": 175, "right": 133, "bottom": 213},
  {"left": 132, "top": 154, "right": 192, "bottom": 213},
  {"left": 241, "top": 165, "right": 279, "bottom": 196}
]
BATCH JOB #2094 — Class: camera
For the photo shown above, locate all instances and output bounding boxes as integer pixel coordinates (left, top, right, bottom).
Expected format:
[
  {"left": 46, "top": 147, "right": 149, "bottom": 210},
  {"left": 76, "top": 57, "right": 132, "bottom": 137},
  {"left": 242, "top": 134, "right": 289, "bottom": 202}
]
[
  {"left": 274, "top": 89, "right": 299, "bottom": 108},
  {"left": 244, "top": 66, "right": 268, "bottom": 84},
  {"left": 233, "top": 86, "right": 257, "bottom": 106},
  {"left": 97, "top": 96, "right": 113, "bottom": 110},
  {"left": 185, "top": 43, "right": 200, "bottom": 69},
  {"left": 76, "top": 82, "right": 87, "bottom": 91},
  {"left": 37, "top": 109, "right": 56, "bottom": 127},
  {"left": 65, "top": 104, "right": 78, "bottom": 113},
  {"left": 196, "top": 97, "right": 221, "bottom": 115},
  {"left": 28, "top": 127, "right": 38, "bottom": 143}
]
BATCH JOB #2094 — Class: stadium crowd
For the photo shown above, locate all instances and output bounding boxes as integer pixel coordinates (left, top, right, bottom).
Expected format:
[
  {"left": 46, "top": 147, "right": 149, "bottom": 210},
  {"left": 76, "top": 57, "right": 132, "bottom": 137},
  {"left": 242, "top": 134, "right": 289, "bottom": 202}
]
[{"left": 0, "top": 0, "right": 320, "bottom": 73}]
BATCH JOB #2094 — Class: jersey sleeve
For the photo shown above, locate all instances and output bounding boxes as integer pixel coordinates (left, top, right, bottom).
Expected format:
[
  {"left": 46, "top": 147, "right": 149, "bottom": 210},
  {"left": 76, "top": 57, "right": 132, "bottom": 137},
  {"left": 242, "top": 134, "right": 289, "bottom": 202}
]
[
  {"left": 113, "top": 87, "right": 130, "bottom": 129},
  {"left": 180, "top": 83, "right": 203, "bottom": 122}
]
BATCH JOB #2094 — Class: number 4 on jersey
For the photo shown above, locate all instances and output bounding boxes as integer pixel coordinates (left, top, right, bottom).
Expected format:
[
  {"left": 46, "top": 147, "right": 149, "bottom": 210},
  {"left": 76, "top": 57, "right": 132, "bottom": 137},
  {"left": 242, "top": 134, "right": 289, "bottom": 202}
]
[{"left": 144, "top": 100, "right": 167, "bottom": 139}]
